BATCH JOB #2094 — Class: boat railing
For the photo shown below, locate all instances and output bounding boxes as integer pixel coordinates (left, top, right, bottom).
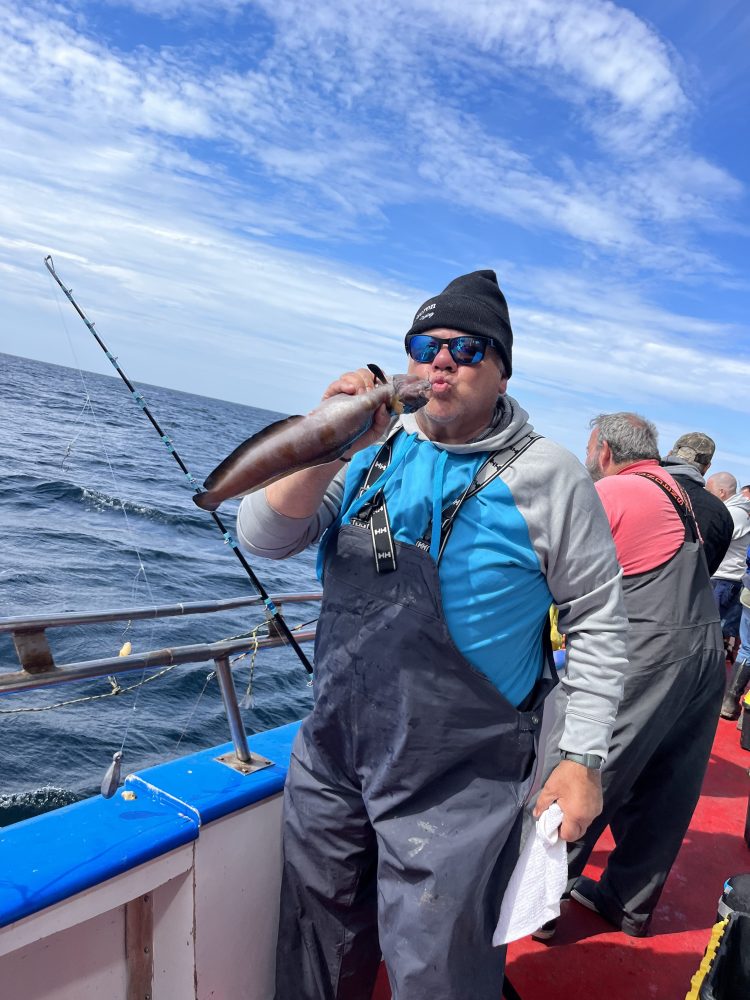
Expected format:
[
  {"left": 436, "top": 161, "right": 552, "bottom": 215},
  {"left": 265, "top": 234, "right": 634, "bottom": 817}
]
[{"left": 0, "top": 592, "right": 321, "bottom": 771}]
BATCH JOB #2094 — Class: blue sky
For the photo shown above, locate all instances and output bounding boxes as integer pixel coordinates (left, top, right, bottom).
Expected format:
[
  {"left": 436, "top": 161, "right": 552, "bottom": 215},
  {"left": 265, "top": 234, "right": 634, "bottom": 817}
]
[{"left": 1, "top": 0, "right": 749, "bottom": 484}]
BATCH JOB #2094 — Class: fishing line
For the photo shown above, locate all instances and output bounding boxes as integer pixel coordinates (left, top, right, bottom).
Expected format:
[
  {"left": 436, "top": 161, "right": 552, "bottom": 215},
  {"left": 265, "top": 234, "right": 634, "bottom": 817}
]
[
  {"left": 60, "top": 398, "right": 92, "bottom": 471},
  {"left": 46, "top": 264, "right": 163, "bottom": 778},
  {"left": 174, "top": 669, "right": 217, "bottom": 752},
  {"left": 229, "top": 616, "right": 318, "bottom": 708},
  {"left": 235, "top": 625, "right": 262, "bottom": 709},
  {"left": 0, "top": 664, "right": 179, "bottom": 715},
  {"left": 48, "top": 273, "right": 158, "bottom": 638},
  {"left": 44, "top": 255, "right": 314, "bottom": 677}
]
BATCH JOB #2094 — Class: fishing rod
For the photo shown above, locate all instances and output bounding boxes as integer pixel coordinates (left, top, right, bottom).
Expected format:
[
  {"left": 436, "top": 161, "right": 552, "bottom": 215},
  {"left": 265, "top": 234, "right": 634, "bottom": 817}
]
[{"left": 44, "top": 254, "right": 314, "bottom": 676}]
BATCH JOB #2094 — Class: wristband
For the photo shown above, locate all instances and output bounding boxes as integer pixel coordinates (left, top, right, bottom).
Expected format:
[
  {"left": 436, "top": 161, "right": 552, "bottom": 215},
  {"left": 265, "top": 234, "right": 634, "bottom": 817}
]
[{"left": 560, "top": 751, "right": 604, "bottom": 770}]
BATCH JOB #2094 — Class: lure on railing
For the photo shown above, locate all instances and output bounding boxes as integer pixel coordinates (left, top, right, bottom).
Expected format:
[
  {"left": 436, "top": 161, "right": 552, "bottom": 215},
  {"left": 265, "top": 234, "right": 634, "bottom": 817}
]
[{"left": 101, "top": 751, "right": 123, "bottom": 799}]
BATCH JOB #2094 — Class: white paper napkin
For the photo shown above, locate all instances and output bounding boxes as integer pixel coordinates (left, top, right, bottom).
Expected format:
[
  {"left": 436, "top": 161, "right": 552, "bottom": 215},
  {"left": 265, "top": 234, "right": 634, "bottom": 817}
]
[{"left": 492, "top": 802, "right": 567, "bottom": 945}]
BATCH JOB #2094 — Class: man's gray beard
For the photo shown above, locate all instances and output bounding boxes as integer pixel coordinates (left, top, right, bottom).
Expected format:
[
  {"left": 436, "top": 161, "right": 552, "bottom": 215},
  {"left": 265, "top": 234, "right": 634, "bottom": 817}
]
[{"left": 585, "top": 456, "right": 603, "bottom": 482}]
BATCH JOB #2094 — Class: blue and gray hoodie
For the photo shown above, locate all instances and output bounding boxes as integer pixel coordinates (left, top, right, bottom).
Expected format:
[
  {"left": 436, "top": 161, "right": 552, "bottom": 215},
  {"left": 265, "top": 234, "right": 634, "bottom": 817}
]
[{"left": 237, "top": 394, "right": 628, "bottom": 759}]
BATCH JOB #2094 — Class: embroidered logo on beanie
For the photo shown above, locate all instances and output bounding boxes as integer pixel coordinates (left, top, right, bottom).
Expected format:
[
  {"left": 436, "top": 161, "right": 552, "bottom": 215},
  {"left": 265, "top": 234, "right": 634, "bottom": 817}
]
[{"left": 414, "top": 302, "right": 437, "bottom": 324}]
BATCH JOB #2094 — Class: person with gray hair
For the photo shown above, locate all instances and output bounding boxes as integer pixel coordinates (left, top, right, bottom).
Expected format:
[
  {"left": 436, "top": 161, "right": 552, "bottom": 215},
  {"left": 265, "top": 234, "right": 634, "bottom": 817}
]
[
  {"left": 584, "top": 412, "right": 659, "bottom": 477},
  {"left": 535, "top": 411, "right": 723, "bottom": 940},
  {"left": 661, "top": 432, "right": 733, "bottom": 576},
  {"left": 706, "top": 471, "right": 750, "bottom": 717}
]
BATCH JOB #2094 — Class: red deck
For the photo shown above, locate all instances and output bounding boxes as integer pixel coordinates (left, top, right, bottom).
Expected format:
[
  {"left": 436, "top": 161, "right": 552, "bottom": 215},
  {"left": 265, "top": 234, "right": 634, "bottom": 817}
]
[{"left": 373, "top": 715, "right": 749, "bottom": 1000}]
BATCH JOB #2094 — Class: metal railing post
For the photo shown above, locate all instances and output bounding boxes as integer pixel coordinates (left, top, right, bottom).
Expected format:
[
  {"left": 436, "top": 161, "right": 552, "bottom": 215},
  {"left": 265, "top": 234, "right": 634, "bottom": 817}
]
[{"left": 213, "top": 655, "right": 251, "bottom": 763}]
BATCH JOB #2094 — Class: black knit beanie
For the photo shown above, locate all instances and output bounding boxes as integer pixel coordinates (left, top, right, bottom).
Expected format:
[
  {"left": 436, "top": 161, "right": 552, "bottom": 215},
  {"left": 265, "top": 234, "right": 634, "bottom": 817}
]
[{"left": 404, "top": 269, "right": 513, "bottom": 376}]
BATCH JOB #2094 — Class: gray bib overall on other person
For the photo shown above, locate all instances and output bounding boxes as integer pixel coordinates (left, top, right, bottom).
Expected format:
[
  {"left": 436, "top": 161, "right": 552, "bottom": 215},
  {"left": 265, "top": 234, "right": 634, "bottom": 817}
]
[
  {"left": 274, "top": 441, "right": 554, "bottom": 1000},
  {"left": 545, "top": 473, "right": 724, "bottom": 933}
]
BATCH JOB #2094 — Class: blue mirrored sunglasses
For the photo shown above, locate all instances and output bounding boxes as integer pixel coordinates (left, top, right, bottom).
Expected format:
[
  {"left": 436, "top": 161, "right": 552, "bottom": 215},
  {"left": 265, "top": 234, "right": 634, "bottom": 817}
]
[{"left": 406, "top": 333, "right": 491, "bottom": 366}]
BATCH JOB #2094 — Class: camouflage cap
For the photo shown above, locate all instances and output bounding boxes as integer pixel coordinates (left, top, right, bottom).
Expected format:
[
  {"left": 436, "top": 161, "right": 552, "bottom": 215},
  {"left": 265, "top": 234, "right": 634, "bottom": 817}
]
[{"left": 671, "top": 432, "right": 716, "bottom": 467}]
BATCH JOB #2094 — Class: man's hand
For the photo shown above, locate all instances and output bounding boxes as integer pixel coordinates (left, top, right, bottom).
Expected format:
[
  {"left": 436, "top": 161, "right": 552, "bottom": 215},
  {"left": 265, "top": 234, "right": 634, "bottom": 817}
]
[
  {"left": 533, "top": 760, "right": 603, "bottom": 842},
  {"left": 264, "top": 367, "right": 390, "bottom": 518},
  {"left": 322, "top": 367, "right": 390, "bottom": 457}
]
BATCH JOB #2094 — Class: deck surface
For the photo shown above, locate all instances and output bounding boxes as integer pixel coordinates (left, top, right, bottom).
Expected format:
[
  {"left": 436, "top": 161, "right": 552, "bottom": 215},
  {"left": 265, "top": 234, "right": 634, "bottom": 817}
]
[{"left": 373, "top": 714, "right": 750, "bottom": 1000}]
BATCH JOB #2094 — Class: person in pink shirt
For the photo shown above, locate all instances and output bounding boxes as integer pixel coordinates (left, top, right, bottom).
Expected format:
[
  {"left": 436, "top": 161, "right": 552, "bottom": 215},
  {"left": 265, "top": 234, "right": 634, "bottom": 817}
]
[
  {"left": 536, "top": 412, "right": 724, "bottom": 940},
  {"left": 591, "top": 459, "right": 686, "bottom": 575}
]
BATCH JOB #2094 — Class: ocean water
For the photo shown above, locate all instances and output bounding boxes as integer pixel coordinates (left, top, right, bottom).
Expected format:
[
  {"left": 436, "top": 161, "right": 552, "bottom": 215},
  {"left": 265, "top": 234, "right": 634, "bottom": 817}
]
[{"left": 0, "top": 351, "right": 319, "bottom": 826}]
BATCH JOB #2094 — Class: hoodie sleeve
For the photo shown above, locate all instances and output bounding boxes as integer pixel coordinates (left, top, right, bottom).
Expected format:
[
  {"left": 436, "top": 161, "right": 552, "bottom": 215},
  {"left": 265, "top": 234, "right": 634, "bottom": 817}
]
[
  {"left": 504, "top": 439, "right": 628, "bottom": 758},
  {"left": 236, "top": 470, "right": 347, "bottom": 559}
]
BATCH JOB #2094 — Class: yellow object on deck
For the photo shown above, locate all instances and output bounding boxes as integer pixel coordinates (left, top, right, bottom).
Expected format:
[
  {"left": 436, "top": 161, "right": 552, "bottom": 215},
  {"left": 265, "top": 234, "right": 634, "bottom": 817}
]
[{"left": 684, "top": 916, "right": 728, "bottom": 999}]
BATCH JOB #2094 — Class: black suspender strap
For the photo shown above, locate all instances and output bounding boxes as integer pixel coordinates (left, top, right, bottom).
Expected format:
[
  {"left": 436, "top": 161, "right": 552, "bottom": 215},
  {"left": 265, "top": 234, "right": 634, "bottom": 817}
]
[
  {"left": 351, "top": 430, "right": 543, "bottom": 573},
  {"left": 349, "top": 435, "right": 399, "bottom": 573},
  {"left": 417, "top": 432, "right": 542, "bottom": 564},
  {"left": 368, "top": 489, "right": 398, "bottom": 573}
]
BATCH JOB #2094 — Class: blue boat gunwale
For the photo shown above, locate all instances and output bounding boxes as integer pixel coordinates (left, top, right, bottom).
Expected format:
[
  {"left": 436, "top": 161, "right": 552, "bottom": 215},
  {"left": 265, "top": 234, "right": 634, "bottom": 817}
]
[{"left": 0, "top": 721, "right": 300, "bottom": 929}]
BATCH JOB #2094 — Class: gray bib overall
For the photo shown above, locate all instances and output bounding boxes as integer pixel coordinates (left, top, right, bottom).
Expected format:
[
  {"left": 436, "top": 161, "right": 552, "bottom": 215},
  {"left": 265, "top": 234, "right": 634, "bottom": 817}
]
[
  {"left": 564, "top": 472, "right": 724, "bottom": 931},
  {"left": 275, "top": 442, "right": 552, "bottom": 1000}
]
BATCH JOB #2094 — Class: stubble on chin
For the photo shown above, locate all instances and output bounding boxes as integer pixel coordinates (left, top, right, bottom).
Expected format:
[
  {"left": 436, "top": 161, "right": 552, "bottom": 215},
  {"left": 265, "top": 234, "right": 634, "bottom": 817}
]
[
  {"left": 416, "top": 399, "right": 454, "bottom": 430},
  {"left": 585, "top": 457, "right": 603, "bottom": 482}
]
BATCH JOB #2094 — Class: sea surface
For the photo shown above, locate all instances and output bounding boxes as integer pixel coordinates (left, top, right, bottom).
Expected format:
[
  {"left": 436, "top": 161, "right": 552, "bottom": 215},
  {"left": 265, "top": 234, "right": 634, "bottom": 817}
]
[{"left": 0, "top": 351, "right": 319, "bottom": 826}]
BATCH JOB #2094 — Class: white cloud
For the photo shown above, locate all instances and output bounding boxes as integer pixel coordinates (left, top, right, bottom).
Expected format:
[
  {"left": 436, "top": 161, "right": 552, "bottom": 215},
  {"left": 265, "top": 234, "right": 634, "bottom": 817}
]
[
  {"left": 419, "top": 0, "right": 687, "bottom": 122},
  {"left": 0, "top": 5, "right": 214, "bottom": 138},
  {"left": 0, "top": 0, "right": 741, "bottom": 268},
  {"left": 0, "top": 0, "right": 747, "bottom": 489}
]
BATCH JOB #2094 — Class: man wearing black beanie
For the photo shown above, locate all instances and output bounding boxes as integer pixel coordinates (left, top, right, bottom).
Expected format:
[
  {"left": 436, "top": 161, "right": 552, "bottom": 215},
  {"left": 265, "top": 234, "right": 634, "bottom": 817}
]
[
  {"left": 238, "top": 269, "right": 628, "bottom": 1000},
  {"left": 405, "top": 269, "right": 514, "bottom": 375}
]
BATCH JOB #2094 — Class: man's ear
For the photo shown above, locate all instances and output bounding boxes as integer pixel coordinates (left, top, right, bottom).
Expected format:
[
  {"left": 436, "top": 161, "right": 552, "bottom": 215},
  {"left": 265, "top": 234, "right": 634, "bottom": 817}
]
[
  {"left": 599, "top": 439, "right": 612, "bottom": 470},
  {"left": 492, "top": 352, "right": 509, "bottom": 394}
]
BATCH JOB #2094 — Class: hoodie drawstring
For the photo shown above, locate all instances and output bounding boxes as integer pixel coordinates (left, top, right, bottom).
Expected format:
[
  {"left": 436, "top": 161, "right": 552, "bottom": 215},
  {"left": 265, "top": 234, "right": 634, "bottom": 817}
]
[{"left": 430, "top": 450, "right": 449, "bottom": 562}]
